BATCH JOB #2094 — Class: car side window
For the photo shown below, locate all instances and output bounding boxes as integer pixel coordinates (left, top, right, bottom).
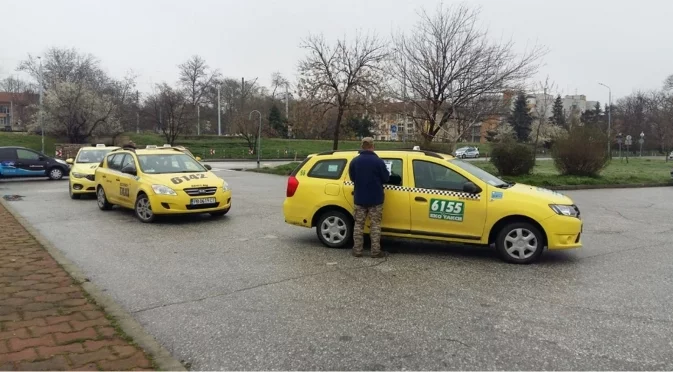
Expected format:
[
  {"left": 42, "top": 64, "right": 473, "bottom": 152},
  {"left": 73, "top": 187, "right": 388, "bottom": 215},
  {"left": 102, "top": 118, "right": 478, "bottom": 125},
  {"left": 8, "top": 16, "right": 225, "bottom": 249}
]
[
  {"left": 413, "top": 160, "right": 469, "bottom": 191},
  {"left": 108, "top": 154, "right": 125, "bottom": 171},
  {"left": 308, "top": 159, "right": 347, "bottom": 180},
  {"left": 121, "top": 154, "right": 136, "bottom": 170},
  {"left": 0, "top": 148, "right": 15, "bottom": 160},
  {"left": 381, "top": 158, "right": 403, "bottom": 186},
  {"left": 17, "top": 149, "right": 40, "bottom": 161}
]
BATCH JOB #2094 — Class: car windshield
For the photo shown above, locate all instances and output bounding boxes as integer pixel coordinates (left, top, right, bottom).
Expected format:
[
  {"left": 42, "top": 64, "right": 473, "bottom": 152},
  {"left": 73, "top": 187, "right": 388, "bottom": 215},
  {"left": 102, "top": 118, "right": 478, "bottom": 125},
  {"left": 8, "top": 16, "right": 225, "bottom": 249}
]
[
  {"left": 76, "top": 149, "right": 113, "bottom": 163},
  {"left": 448, "top": 159, "right": 510, "bottom": 188},
  {"left": 137, "top": 153, "right": 206, "bottom": 174}
]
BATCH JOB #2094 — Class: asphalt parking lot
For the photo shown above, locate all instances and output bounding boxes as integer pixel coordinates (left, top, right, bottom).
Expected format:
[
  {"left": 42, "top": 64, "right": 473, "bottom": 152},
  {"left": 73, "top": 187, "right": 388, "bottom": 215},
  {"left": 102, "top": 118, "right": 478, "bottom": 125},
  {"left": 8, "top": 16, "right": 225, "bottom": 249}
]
[{"left": 1, "top": 170, "right": 672, "bottom": 370}]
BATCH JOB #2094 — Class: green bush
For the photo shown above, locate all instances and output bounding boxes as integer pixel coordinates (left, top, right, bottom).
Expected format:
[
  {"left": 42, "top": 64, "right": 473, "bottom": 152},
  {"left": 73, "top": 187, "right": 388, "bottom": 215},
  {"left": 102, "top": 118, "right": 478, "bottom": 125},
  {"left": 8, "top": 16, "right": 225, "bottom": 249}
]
[
  {"left": 489, "top": 140, "right": 535, "bottom": 176},
  {"left": 552, "top": 126, "right": 609, "bottom": 177}
]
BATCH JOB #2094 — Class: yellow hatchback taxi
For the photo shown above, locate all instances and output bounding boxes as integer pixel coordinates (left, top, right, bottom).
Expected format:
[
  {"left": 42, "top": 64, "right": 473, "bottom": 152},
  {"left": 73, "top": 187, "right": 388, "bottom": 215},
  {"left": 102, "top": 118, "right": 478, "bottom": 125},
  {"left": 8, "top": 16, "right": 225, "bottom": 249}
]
[
  {"left": 66, "top": 144, "right": 120, "bottom": 199},
  {"left": 283, "top": 148, "right": 582, "bottom": 264},
  {"left": 94, "top": 146, "right": 232, "bottom": 223}
]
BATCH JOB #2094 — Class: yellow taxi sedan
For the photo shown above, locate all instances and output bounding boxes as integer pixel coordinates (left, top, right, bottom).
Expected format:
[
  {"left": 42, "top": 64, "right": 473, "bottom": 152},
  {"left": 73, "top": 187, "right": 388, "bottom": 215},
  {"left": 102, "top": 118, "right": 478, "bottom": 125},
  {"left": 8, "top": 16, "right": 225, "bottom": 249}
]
[
  {"left": 94, "top": 146, "right": 232, "bottom": 223},
  {"left": 282, "top": 148, "right": 582, "bottom": 264},
  {"left": 66, "top": 145, "right": 120, "bottom": 199}
]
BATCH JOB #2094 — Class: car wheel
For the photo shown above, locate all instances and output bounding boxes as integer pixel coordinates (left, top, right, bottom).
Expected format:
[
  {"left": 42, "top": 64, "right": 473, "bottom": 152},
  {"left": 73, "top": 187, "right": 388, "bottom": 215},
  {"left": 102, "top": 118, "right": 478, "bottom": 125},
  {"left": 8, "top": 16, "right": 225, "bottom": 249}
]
[
  {"left": 69, "top": 184, "right": 80, "bottom": 200},
  {"left": 316, "top": 210, "right": 353, "bottom": 249},
  {"left": 48, "top": 167, "right": 64, "bottom": 180},
  {"left": 96, "top": 186, "right": 112, "bottom": 210},
  {"left": 461, "top": 154, "right": 467, "bottom": 159},
  {"left": 495, "top": 222, "right": 544, "bottom": 264},
  {"left": 134, "top": 194, "right": 155, "bottom": 223},
  {"left": 210, "top": 209, "right": 229, "bottom": 218}
]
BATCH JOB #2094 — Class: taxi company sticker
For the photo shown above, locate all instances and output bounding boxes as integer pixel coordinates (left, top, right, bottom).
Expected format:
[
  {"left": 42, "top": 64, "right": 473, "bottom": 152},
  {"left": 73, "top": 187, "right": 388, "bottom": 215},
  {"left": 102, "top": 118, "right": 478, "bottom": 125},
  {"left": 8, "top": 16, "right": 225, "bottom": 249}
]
[
  {"left": 170, "top": 174, "right": 207, "bottom": 184},
  {"left": 383, "top": 160, "right": 393, "bottom": 175},
  {"left": 491, "top": 191, "right": 503, "bottom": 200},
  {"left": 429, "top": 198, "right": 464, "bottom": 222}
]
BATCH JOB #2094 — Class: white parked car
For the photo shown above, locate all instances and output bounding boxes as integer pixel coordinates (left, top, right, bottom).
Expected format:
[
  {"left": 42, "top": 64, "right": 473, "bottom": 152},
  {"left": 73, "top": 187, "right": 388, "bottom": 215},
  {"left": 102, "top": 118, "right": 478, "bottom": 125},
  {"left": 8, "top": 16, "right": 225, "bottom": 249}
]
[
  {"left": 668, "top": 151, "right": 673, "bottom": 160},
  {"left": 454, "top": 146, "right": 480, "bottom": 159}
]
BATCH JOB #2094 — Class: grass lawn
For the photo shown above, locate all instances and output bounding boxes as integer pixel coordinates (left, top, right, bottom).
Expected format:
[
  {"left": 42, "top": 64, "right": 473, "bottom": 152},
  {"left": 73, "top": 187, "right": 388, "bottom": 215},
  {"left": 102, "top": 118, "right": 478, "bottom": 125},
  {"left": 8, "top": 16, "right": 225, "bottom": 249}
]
[
  {"left": 249, "top": 158, "right": 673, "bottom": 188},
  {"left": 0, "top": 132, "right": 57, "bottom": 155},
  {"left": 0, "top": 131, "right": 488, "bottom": 160}
]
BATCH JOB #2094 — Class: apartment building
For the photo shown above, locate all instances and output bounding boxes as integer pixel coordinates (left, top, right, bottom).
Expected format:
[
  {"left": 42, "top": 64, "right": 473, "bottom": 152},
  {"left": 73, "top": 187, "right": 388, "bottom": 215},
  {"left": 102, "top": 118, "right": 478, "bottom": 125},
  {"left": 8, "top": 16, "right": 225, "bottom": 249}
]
[{"left": 0, "top": 92, "right": 38, "bottom": 131}]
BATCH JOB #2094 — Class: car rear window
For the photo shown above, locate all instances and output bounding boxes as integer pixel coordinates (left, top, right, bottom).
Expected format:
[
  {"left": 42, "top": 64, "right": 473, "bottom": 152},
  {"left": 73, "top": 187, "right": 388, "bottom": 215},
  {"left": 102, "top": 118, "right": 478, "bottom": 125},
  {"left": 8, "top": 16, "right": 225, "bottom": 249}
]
[{"left": 307, "top": 159, "right": 347, "bottom": 180}]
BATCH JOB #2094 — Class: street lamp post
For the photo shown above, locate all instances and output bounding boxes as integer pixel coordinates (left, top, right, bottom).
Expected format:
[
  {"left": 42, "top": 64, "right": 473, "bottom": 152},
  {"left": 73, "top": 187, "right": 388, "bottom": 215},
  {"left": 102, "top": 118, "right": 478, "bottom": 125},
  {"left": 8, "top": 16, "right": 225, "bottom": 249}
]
[
  {"left": 598, "top": 82, "right": 612, "bottom": 158},
  {"left": 217, "top": 85, "right": 222, "bottom": 136},
  {"left": 639, "top": 132, "right": 645, "bottom": 157},
  {"left": 38, "top": 57, "right": 44, "bottom": 154},
  {"left": 249, "top": 110, "right": 262, "bottom": 168}
]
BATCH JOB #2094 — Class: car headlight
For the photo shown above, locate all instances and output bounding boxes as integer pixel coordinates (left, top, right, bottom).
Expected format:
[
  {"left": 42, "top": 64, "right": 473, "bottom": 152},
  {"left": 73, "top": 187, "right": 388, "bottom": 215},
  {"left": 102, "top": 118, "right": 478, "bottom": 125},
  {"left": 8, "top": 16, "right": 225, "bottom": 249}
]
[
  {"left": 549, "top": 204, "right": 579, "bottom": 217},
  {"left": 71, "top": 172, "right": 87, "bottom": 178},
  {"left": 151, "top": 184, "right": 177, "bottom": 195},
  {"left": 222, "top": 182, "right": 230, "bottom": 192},
  {"left": 55, "top": 159, "right": 67, "bottom": 165}
]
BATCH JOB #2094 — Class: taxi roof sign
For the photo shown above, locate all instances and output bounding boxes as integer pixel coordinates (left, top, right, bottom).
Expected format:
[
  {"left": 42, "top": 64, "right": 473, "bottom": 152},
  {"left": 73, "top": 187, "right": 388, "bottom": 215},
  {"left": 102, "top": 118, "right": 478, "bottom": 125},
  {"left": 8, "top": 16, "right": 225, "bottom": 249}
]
[
  {"left": 96, "top": 144, "right": 106, "bottom": 147},
  {"left": 412, "top": 146, "right": 421, "bottom": 151},
  {"left": 146, "top": 145, "right": 158, "bottom": 149},
  {"left": 163, "top": 144, "right": 171, "bottom": 147}
]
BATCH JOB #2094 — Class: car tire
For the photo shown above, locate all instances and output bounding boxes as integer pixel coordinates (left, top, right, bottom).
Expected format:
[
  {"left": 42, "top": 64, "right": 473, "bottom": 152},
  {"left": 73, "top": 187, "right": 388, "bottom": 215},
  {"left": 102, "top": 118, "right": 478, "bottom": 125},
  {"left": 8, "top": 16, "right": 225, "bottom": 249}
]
[
  {"left": 134, "top": 193, "right": 155, "bottom": 223},
  {"left": 48, "top": 167, "right": 64, "bottom": 180},
  {"left": 316, "top": 210, "right": 353, "bottom": 249},
  {"left": 210, "top": 208, "right": 229, "bottom": 218},
  {"left": 96, "top": 186, "right": 113, "bottom": 210},
  {"left": 69, "top": 184, "right": 81, "bottom": 200},
  {"left": 495, "top": 222, "right": 545, "bottom": 264}
]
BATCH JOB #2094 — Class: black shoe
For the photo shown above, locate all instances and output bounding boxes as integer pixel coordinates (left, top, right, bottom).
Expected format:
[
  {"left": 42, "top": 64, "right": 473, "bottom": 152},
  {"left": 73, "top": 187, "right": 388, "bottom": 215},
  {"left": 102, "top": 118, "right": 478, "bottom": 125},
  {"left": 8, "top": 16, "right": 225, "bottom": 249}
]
[
  {"left": 370, "top": 251, "right": 388, "bottom": 258},
  {"left": 352, "top": 251, "right": 363, "bottom": 258}
]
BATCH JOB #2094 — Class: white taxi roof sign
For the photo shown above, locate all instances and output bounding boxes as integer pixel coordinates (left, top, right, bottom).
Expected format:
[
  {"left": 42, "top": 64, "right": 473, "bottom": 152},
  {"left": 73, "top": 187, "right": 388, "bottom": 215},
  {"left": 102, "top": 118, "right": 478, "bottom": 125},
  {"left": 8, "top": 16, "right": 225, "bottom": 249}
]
[
  {"left": 163, "top": 144, "right": 171, "bottom": 147},
  {"left": 146, "top": 145, "right": 158, "bottom": 149},
  {"left": 96, "top": 144, "right": 106, "bottom": 147},
  {"left": 412, "top": 146, "right": 421, "bottom": 151}
]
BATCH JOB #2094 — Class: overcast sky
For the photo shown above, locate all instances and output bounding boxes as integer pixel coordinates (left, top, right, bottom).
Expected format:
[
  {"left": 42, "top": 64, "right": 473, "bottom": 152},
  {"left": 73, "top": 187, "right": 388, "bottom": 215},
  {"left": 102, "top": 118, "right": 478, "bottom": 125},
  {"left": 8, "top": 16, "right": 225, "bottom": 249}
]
[{"left": 2, "top": 0, "right": 671, "bottom": 103}]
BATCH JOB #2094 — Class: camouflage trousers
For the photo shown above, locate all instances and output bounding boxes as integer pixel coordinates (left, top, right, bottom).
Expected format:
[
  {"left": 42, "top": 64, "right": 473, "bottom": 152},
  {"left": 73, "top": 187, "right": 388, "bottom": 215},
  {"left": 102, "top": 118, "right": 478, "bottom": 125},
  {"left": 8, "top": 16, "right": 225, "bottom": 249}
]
[{"left": 353, "top": 204, "right": 384, "bottom": 255}]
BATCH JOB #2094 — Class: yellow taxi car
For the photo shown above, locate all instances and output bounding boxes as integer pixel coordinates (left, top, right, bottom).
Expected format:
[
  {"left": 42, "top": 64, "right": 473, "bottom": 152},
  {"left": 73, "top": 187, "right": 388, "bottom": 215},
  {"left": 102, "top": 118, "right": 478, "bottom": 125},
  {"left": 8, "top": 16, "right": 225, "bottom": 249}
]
[
  {"left": 66, "top": 144, "right": 120, "bottom": 199},
  {"left": 94, "top": 146, "right": 232, "bottom": 223},
  {"left": 282, "top": 148, "right": 582, "bottom": 264}
]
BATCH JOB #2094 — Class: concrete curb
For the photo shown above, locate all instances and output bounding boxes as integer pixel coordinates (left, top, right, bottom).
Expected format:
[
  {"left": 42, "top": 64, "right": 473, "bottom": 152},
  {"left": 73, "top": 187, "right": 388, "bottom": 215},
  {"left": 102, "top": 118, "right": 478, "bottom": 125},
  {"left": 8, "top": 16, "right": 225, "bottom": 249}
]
[
  {"left": 548, "top": 182, "right": 673, "bottom": 191},
  {"left": 0, "top": 198, "right": 186, "bottom": 372}
]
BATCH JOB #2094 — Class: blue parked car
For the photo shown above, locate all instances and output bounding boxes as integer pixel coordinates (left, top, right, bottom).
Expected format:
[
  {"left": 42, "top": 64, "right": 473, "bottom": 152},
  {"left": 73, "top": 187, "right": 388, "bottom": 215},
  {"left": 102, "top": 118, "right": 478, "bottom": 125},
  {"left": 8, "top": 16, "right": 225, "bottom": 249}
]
[{"left": 0, "top": 146, "right": 70, "bottom": 180}]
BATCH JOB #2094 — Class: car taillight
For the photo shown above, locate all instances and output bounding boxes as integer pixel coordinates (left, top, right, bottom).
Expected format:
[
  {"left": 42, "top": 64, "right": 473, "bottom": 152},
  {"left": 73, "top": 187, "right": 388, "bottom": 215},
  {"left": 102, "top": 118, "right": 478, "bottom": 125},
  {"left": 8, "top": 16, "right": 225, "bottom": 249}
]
[{"left": 286, "top": 176, "right": 299, "bottom": 197}]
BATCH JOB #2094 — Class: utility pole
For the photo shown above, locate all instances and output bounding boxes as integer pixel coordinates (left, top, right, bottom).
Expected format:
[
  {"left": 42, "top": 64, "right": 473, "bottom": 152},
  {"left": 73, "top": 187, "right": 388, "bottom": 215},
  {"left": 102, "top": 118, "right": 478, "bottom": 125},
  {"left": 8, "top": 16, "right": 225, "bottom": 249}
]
[
  {"left": 599, "top": 82, "right": 612, "bottom": 158},
  {"left": 197, "top": 105, "right": 200, "bottom": 136},
  {"left": 38, "top": 57, "right": 44, "bottom": 153},
  {"left": 403, "top": 59, "right": 407, "bottom": 143},
  {"left": 136, "top": 90, "right": 140, "bottom": 134},
  {"left": 217, "top": 84, "right": 221, "bottom": 136}
]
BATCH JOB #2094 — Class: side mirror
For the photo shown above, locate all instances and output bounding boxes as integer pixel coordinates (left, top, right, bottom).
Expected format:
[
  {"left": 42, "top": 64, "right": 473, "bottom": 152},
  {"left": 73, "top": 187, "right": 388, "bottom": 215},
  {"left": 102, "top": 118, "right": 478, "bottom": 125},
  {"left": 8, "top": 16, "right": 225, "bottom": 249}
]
[
  {"left": 386, "top": 174, "right": 402, "bottom": 186},
  {"left": 66, "top": 158, "right": 74, "bottom": 165},
  {"left": 121, "top": 165, "right": 137, "bottom": 176},
  {"left": 195, "top": 156, "right": 202, "bottom": 161},
  {"left": 463, "top": 181, "right": 481, "bottom": 194},
  {"left": 204, "top": 164, "right": 212, "bottom": 171},
  {"left": 39, "top": 156, "right": 46, "bottom": 161}
]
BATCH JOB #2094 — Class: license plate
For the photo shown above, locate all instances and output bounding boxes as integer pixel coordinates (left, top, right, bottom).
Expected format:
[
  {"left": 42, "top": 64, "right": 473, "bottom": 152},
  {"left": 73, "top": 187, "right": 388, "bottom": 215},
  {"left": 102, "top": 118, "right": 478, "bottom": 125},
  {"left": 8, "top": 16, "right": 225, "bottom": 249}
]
[{"left": 190, "top": 197, "right": 216, "bottom": 205}]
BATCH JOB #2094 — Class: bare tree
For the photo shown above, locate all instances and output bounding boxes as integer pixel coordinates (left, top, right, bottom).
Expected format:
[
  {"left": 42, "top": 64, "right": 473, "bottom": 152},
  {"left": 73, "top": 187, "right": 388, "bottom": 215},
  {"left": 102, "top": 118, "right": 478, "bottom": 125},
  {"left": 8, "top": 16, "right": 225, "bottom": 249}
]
[
  {"left": 147, "top": 83, "right": 191, "bottom": 145},
  {"left": 178, "top": 55, "right": 220, "bottom": 108},
  {"left": 270, "top": 72, "right": 289, "bottom": 101},
  {"left": 664, "top": 74, "right": 673, "bottom": 91},
  {"left": 390, "top": 3, "right": 546, "bottom": 146},
  {"left": 530, "top": 77, "right": 558, "bottom": 158},
  {"left": 297, "top": 32, "right": 388, "bottom": 150}
]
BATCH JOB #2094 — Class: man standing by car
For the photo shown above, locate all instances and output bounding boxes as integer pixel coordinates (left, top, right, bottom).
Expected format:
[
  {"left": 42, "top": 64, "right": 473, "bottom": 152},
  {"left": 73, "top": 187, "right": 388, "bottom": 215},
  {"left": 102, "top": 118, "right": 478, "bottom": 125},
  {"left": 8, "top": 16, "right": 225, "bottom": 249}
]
[{"left": 349, "top": 137, "right": 390, "bottom": 258}]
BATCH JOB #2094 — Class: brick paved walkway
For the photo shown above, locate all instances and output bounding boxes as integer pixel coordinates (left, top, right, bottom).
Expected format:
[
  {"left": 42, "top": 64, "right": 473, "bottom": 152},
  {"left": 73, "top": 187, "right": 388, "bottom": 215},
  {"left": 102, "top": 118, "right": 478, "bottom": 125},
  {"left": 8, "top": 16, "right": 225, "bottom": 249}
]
[{"left": 0, "top": 203, "right": 155, "bottom": 371}]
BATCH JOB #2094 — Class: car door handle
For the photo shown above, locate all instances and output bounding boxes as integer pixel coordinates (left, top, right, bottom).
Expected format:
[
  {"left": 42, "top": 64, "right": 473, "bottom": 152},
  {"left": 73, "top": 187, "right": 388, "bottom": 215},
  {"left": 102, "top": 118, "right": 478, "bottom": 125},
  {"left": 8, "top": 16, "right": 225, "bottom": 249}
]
[
  {"left": 115, "top": 178, "right": 120, "bottom": 181},
  {"left": 415, "top": 197, "right": 428, "bottom": 202}
]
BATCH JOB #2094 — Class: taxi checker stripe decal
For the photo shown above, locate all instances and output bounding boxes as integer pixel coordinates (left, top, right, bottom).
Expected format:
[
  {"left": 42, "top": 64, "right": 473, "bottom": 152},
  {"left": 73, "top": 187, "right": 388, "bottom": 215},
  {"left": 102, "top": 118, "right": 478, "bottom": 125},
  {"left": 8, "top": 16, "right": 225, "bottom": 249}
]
[{"left": 343, "top": 181, "right": 480, "bottom": 200}]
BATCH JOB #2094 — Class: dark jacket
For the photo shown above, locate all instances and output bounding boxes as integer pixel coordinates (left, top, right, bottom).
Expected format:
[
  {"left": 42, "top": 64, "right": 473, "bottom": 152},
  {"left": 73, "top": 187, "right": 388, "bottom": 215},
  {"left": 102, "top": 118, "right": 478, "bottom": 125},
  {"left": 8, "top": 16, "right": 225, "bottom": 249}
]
[{"left": 348, "top": 150, "right": 390, "bottom": 206}]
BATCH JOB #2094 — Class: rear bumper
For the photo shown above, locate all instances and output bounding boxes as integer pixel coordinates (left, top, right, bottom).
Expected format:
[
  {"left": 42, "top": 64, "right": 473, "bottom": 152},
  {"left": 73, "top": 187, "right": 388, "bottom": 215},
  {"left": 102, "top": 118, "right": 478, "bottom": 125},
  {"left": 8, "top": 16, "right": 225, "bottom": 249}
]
[
  {"left": 283, "top": 199, "right": 312, "bottom": 227},
  {"left": 542, "top": 214, "right": 583, "bottom": 250}
]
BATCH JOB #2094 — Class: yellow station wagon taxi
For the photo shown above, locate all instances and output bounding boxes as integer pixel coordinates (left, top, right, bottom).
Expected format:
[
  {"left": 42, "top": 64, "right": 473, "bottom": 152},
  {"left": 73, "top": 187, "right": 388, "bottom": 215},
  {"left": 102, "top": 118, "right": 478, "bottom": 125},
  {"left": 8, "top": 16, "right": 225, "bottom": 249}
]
[
  {"left": 94, "top": 146, "right": 232, "bottom": 223},
  {"left": 283, "top": 148, "right": 583, "bottom": 264},
  {"left": 66, "top": 144, "right": 120, "bottom": 199}
]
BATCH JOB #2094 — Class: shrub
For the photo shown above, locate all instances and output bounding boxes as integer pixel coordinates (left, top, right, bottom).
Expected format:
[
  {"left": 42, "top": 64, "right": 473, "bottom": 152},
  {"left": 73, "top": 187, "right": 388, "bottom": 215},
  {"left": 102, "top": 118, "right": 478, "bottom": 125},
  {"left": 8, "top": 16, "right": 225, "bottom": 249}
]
[
  {"left": 489, "top": 139, "right": 535, "bottom": 176},
  {"left": 551, "top": 126, "right": 609, "bottom": 177}
]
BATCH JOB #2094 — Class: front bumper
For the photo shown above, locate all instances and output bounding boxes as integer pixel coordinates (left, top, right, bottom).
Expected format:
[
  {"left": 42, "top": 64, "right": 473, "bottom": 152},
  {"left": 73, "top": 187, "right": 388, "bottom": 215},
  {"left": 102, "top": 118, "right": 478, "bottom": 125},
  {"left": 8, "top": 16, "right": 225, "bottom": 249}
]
[
  {"left": 149, "top": 190, "right": 232, "bottom": 215},
  {"left": 542, "top": 214, "right": 583, "bottom": 250},
  {"left": 69, "top": 175, "right": 96, "bottom": 194}
]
